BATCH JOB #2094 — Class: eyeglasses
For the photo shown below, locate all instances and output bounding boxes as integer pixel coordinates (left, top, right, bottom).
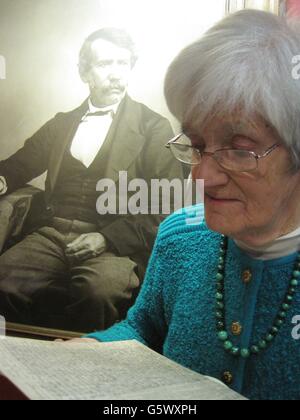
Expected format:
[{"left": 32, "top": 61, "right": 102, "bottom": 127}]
[{"left": 165, "top": 133, "right": 280, "bottom": 173}]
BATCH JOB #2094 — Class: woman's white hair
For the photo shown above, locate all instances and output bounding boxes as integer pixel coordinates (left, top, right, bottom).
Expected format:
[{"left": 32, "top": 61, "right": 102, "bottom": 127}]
[{"left": 164, "top": 9, "right": 300, "bottom": 170}]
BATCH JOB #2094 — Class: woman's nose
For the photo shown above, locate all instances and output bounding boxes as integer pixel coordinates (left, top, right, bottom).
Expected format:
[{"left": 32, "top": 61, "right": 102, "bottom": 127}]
[{"left": 191, "top": 155, "right": 229, "bottom": 188}]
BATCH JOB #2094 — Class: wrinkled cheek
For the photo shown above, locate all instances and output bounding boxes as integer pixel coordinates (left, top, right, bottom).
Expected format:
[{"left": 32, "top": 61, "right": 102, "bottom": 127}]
[
  {"left": 204, "top": 202, "right": 248, "bottom": 234},
  {"left": 205, "top": 212, "right": 239, "bottom": 236}
]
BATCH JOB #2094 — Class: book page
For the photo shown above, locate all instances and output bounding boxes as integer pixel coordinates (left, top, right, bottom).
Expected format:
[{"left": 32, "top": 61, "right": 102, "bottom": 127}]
[{"left": 0, "top": 337, "right": 245, "bottom": 400}]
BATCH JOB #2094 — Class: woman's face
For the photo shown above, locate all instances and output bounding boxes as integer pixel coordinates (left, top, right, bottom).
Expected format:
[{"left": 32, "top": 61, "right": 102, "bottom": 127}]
[{"left": 190, "top": 113, "right": 300, "bottom": 246}]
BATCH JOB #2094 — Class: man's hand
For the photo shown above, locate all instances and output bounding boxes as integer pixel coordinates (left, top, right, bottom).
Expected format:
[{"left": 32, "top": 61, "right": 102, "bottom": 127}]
[
  {"left": 0, "top": 176, "right": 8, "bottom": 196},
  {"left": 65, "top": 232, "right": 107, "bottom": 261}
]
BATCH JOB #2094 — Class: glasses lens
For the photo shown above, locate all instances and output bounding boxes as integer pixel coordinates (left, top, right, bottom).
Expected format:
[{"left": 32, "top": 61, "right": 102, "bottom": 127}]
[
  {"left": 215, "top": 149, "right": 257, "bottom": 172},
  {"left": 170, "top": 134, "right": 201, "bottom": 165}
]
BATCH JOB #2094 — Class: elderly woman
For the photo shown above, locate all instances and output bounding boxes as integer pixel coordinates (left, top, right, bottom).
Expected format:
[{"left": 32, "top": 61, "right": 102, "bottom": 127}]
[{"left": 84, "top": 10, "right": 300, "bottom": 400}]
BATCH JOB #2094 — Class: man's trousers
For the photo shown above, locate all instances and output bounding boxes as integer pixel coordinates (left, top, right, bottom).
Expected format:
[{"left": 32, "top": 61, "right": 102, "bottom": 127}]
[{"left": 0, "top": 218, "right": 140, "bottom": 332}]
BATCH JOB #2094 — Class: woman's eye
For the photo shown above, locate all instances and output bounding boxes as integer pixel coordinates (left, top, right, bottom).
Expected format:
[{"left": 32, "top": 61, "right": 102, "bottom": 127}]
[
  {"left": 232, "top": 136, "right": 256, "bottom": 150},
  {"left": 193, "top": 144, "right": 205, "bottom": 153}
]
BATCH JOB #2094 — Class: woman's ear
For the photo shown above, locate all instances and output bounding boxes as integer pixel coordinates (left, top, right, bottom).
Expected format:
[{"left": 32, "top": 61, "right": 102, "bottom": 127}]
[{"left": 287, "top": 160, "right": 300, "bottom": 177}]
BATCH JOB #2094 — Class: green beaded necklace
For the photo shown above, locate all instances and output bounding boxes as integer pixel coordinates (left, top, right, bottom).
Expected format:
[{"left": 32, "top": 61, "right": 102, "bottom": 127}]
[{"left": 216, "top": 235, "right": 300, "bottom": 358}]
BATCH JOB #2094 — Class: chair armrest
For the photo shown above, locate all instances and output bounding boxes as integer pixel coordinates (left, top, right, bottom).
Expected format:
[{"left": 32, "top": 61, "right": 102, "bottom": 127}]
[{"left": 0, "top": 186, "right": 42, "bottom": 253}]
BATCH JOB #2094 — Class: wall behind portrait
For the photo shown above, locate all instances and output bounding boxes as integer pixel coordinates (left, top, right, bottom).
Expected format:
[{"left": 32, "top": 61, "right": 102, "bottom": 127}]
[{"left": 0, "top": 0, "right": 226, "bottom": 188}]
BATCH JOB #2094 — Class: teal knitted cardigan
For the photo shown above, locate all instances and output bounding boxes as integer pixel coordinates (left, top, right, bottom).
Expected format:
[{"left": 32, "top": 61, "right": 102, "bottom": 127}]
[{"left": 88, "top": 205, "right": 300, "bottom": 400}]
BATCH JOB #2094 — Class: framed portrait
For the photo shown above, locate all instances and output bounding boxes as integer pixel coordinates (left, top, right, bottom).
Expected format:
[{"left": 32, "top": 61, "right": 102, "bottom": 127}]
[{"left": 0, "top": 0, "right": 229, "bottom": 333}]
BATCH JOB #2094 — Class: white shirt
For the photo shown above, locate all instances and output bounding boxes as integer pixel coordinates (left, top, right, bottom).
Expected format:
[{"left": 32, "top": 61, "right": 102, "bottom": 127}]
[
  {"left": 70, "top": 99, "right": 120, "bottom": 168},
  {"left": 234, "top": 227, "right": 300, "bottom": 261},
  {"left": 0, "top": 176, "right": 7, "bottom": 195}
]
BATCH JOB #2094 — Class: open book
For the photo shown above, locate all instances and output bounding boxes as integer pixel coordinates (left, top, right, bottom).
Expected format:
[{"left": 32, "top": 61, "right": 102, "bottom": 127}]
[{"left": 0, "top": 337, "right": 246, "bottom": 400}]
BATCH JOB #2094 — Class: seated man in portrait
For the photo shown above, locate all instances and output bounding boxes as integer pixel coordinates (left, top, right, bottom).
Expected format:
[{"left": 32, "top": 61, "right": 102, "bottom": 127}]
[{"left": 0, "top": 28, "right": 183, "bottom": 332}]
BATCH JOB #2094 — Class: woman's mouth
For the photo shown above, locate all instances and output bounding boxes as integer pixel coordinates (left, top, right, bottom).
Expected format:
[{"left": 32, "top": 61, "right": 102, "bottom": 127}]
[{"left": 205, "top": 194, "right": 241, "bottom": 206}]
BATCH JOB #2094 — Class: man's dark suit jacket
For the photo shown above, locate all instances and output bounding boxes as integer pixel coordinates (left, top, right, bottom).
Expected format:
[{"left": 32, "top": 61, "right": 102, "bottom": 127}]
[{"left": 0, "top": 95, "right": 184, "bottom": 277}]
